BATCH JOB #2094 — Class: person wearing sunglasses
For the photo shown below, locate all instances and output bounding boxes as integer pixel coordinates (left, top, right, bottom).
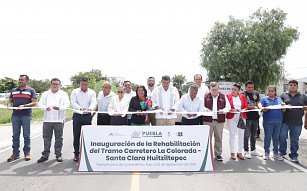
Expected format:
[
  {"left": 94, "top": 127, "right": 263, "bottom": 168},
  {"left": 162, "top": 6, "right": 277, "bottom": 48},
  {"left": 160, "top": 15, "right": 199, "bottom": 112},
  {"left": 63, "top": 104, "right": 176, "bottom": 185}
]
[{"left": 108, "top": 86, "right": 129, "bottom": 125}]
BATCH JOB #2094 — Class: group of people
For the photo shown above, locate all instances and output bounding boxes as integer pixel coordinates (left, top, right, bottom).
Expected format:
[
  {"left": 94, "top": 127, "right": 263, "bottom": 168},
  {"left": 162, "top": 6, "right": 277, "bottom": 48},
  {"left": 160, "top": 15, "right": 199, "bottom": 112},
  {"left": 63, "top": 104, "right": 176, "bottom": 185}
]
[{"left": 5, "top": 74, "right": 307, "bottom": 165}]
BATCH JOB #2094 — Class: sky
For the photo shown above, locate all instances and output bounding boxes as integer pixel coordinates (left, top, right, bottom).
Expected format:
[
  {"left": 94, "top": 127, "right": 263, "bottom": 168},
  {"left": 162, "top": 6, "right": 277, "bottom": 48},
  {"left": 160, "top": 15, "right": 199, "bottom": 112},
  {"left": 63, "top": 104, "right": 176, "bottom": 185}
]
[{"left": 0, "top": 0, "right": 306, "bottom": 86}]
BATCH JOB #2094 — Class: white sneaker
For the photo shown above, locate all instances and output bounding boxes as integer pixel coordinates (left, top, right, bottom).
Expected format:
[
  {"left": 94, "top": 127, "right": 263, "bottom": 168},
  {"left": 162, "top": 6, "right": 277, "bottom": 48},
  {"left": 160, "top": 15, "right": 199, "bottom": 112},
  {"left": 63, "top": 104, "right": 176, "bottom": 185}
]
[
  {"left": 273, "top": 153, "right": 284, "bottom": 161},
  {"left": 244, "top": 151, "right": 252, "bottom": 159},
  {"left": 264, "top": 153, "right": 269, "bottom": 160},
  {"left": 250, "top": 150, "right": 263, "bottom": 157}
]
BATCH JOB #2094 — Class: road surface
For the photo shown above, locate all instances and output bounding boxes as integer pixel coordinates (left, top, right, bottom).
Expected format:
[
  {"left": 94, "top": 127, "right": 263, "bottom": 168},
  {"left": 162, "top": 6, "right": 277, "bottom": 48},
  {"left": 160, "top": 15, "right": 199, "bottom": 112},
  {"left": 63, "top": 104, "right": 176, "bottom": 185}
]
[{"left": 0, "top": 117, "right": 307, "bottom": 191}]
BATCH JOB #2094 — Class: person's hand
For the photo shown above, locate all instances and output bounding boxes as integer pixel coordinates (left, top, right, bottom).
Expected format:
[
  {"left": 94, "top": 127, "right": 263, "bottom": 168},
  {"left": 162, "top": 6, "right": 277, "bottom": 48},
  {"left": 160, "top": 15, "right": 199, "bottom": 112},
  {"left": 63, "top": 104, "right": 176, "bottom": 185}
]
[
  {"left": 217, "top": 110, "right": 224, "bottom": 114},
  {"left": 18, "top": 105, "right": 26, "bottom": 110},
  {"left": 287, "top": 104, "right": 292, "bottom": 110},
  {"left": 136, "top": 110, "right": 142, "bottom": 115},
  {"left": 261, "top": 108, "right": 269, "bottom": 112},
  {"left": 230, "top": 109, "right": 238, "bottom": 113},
  {"left": 52, "top": 106, "right": 60, "bottom": 110}
]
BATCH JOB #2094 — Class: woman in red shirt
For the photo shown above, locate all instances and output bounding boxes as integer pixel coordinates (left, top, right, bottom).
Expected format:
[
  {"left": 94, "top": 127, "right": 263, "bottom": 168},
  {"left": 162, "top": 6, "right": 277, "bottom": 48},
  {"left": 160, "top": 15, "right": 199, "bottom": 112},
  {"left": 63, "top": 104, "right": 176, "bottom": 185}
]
[{"left": 226, "top": 83, "right": 248, "bottom": 160}]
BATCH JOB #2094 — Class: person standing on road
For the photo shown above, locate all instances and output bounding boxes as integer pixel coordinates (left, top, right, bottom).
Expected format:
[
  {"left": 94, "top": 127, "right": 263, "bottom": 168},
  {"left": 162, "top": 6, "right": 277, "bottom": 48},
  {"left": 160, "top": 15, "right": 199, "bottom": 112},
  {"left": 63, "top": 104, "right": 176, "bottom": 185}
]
[
  {"left": 260, "top": 85, "right": 284, "bottom": 161},
  {"left": 203, "top": 82, "right": 231, "bottom": 161},
  {"left": 97, "top": 81, "right": 115, "bottom": 125},
  {"left": 71, "top": 77, "right": 97, "bottom": 162},
  {"left": 177, "top": 84, "right": 204, "bottom": 125},
  {"left": 37, "top": 78, "right": 70, "bottom": 163},
  {"left": 279, "top": 80, "right": 307, "bottom": 163},
  {"left": 7, "top": 74, "right": 37, "bottom": 162},
  {"left": 242, "top": 80, "right": 263, "bottom": 159},
  {"left": 147, "top": 76, "right": 157, "bottom": 126},
  {"left": 128, "top": 85, "right": 151, "bottom": 126},
  {"left": 226, "top": 83, "right": 248, "bottom": 160},
  {"left": 151, "top": 75, "right": 179, "bottom": 126},
  {"left": 108, "top": 86, "right": 129, "bottom": 125},
  {"left": 193, "top": 74, "right": 209, "bottom": 100},
  {"left": 123, "top": 80, "right": 136, "bottom": 125}
]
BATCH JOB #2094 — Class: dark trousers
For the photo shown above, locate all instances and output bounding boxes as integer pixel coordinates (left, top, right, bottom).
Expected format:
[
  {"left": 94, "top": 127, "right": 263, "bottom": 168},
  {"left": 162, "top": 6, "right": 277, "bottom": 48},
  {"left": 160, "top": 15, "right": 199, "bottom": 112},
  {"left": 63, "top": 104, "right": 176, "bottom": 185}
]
[
  {"left": 73, "top": 113, "right": 92, "bottom": 155},
  {"left": 148, "top": 113, "right": 156, "bottom": 126},
  {"left": 42, "top": 122, "right": 64, "bottom": 158},
  {"left": 244, "top": 119, "right": 259, "bottom": 151},
  {"left": 97, "top": 113, "right": 110, "bottom": 125},
  {"left": 110, "top": 116, "right": 127, "bottom": 125},
  {"left": 182, "top": 117, "right": 201, "bottom": 125}
]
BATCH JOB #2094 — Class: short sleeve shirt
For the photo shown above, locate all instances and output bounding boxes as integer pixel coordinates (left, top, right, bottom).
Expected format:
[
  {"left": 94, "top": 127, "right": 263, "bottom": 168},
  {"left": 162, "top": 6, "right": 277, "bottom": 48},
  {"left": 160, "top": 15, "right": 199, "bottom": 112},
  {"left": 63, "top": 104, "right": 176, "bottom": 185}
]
[
  {"left": 243, "top": 90, "right": 260, "bottom": 120},
  {"left": 10, "top": 87, "right": 37, "bottom": 116},
  {"left": 281, "top": 92, "right": 307, "bottom": 125}
]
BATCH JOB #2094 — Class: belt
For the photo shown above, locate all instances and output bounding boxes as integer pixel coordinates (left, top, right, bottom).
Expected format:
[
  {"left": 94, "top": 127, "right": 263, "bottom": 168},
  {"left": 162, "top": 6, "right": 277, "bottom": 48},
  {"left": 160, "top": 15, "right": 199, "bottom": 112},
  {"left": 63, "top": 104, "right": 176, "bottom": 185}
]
[{"left": 212, "top": 119, "right": 218, "bottom": 121}]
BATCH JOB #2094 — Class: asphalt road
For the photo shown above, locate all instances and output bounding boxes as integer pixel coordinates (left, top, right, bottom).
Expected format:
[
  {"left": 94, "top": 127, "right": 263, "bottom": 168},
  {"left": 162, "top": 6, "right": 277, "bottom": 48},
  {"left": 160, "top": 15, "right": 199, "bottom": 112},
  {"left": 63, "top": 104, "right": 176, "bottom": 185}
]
[{"left": 0, "top": 118, "right": 307, "bottom": 191}]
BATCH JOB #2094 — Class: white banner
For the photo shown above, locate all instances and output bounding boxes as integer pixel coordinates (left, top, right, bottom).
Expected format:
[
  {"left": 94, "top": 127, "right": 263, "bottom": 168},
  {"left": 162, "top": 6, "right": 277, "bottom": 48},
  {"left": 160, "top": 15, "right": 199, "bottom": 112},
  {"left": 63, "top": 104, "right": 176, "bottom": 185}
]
[
  {"left": 78, "top": 125, "right": 214, "bottom": 172},
  {"left": 218, "top": 82, "right": 234, "bottom": 94}
]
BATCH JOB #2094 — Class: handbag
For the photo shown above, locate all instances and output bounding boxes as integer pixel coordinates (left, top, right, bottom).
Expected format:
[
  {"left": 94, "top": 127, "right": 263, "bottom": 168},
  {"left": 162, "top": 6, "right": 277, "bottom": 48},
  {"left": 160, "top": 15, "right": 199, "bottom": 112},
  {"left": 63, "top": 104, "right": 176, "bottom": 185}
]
[{"left": 237, "top": 114, "right": 246, "bottom": 129}]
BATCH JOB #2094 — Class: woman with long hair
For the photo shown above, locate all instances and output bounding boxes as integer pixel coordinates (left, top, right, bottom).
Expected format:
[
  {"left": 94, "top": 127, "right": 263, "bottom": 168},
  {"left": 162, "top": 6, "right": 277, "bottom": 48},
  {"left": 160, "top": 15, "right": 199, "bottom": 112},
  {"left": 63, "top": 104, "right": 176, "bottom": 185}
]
[{"left": 226, "top": 83, "right": 248, "bottom": 160}]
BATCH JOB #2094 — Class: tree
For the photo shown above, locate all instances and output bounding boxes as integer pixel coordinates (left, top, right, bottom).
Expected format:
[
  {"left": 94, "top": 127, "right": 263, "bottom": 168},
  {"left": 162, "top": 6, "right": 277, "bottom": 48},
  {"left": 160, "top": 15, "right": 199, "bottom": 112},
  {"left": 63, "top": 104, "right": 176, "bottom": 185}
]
[
  {"left": 70, "top": 69, "right": 107, "bottom": 88},
  {"left": 28, "top": 79, "right": 51, "bottom": 93},
  {"left": 0, "top": 77, "right": 18, "bottom": 92},
  {"left": 172, "top": 74, "right": 186, "bottom": 90},
  {"left": 200, "top": 8, "right": 299, "bottom": 90},
  {"left": 182, "top": 81, "right": 194, "bottom": 94}
]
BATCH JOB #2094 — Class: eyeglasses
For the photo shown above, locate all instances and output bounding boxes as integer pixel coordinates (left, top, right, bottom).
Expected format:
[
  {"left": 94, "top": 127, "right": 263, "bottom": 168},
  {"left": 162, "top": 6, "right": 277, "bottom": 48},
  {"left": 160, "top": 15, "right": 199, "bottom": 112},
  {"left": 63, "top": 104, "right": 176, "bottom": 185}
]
[
  {"left": 52, "top": 84, "right": 60, "bottom": 86},
  {"left": 117, "top": 91, "right": 124, "bottom": 93}
]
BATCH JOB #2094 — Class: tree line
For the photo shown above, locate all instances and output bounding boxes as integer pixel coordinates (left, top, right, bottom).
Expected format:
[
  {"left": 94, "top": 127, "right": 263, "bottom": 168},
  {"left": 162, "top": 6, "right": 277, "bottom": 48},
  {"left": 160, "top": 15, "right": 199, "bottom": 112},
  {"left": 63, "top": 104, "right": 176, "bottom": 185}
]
[{"left": 0, "top": 69, "right": 190, "bottom": 94}]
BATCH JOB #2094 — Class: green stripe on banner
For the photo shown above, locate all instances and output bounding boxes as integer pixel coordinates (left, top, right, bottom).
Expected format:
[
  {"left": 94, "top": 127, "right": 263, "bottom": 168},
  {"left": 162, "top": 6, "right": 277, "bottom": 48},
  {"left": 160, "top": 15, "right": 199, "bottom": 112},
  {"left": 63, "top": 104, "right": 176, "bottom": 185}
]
[
  {"left": 82, "top": 135, "right": 93, "bottom": 172},
  {"left": 199, "top": 136, "right": 210, "bottom": 171}
]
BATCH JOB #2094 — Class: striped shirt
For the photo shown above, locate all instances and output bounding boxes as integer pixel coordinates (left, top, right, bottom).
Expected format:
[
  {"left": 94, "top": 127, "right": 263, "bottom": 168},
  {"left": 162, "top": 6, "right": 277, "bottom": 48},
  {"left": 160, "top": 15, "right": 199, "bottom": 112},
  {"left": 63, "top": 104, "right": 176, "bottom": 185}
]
[{"left": 10, "top": 87, "right": 36, "bottom": 116}]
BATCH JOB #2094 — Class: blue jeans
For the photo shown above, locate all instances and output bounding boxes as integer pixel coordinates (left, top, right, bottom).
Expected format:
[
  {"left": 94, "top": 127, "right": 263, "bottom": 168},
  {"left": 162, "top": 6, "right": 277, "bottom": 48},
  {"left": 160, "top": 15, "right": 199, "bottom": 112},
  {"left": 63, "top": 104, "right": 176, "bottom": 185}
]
[
  {"left": 12, "top": 115, "right": 31, "bottom": 155},
  {"left": 263, "top": 120, "right": 282, "bottom": 155},
  {"left": 279, "top": 123, "right": 302, "bottom": 158}
]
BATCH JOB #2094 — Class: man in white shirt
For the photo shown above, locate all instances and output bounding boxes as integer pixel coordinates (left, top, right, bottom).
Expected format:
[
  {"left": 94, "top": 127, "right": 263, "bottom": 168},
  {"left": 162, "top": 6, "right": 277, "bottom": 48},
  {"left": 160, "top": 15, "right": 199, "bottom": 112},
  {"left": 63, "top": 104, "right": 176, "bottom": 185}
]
[
  {"left": 178, "top": 85, "right": 204, "bottom": 125},
  {"left": 147, "top": 76, "right": 156, "bottom": 125},
  {"left": 123, "top": 80, "right": 136, "bottom": 125},
  {"left": 37, "top": 78, "right": 70, "bottom": 163},
  {"left": 203, "top": 82, "right": 231, "bottom": 161},
  {"left": 151, "top": 75, "right": 179, "bottom": 126},
  {"left": 70, "top": 77, "right": 97, "bottom": 162},
  {"left": 194, "top": 74, "right": 209, "bottom": 100},
  {"left": 97, "top": 81, "right": 115, "bottom": 125}
]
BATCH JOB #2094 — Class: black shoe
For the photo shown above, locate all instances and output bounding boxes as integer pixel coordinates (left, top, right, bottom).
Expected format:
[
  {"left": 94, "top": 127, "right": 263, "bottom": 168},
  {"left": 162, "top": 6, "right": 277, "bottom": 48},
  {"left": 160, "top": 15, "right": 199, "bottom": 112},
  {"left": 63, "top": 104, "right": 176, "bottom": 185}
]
[
  {"left": 215, "top": 155, "right": 223, "bottom": 161},
  {"left": 73, "top": 154, "right": 79, "bottom": 162},
  {"left": 56, "top": 156, "right": 63, "bottom": 162},
  {"left": 37, "top": 156, "right": 48, "bottom": 163}
]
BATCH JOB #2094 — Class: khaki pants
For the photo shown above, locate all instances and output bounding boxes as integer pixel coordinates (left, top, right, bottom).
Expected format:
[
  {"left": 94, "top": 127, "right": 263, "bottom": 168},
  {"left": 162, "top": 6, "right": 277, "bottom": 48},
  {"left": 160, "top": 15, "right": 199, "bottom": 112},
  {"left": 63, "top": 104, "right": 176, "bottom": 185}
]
[
  {"left": 156, "top": 119, "right": 175, "bottom": 126},
  {"left": 204, "top": 121, "right": 224, "bottom": 157}
]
